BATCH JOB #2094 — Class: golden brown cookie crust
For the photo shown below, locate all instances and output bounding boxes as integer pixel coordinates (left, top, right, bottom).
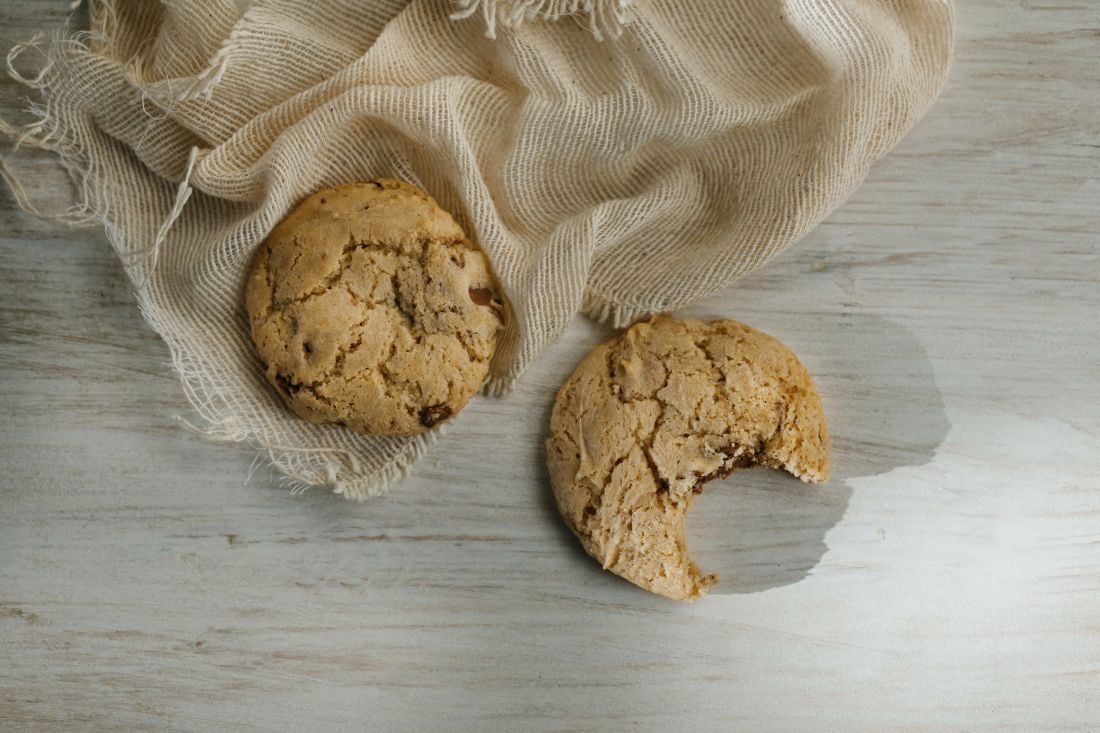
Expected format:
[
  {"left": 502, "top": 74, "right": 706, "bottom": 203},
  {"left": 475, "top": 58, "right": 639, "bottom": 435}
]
[
  {"left": 546, "top": 316, "right": 829, "bottom": 601},
  {"left": 245, "top": 179, "right": 504, "bottom": 435}
]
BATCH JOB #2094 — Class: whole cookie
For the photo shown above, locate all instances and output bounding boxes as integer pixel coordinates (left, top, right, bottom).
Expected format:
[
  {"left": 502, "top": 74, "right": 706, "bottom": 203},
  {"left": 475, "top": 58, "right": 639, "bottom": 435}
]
[
  {"left": 245, "top": 179, "right": 505, "bottom": 435},
  {"left": 546, "top": 316, "right": 829, "bottom": 601}
]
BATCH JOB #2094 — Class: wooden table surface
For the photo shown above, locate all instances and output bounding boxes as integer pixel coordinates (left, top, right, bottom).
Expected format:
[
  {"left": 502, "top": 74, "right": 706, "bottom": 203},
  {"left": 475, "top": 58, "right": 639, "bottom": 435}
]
[{"left": 1, "top": 2, "right": 1097, "bottom": 731}]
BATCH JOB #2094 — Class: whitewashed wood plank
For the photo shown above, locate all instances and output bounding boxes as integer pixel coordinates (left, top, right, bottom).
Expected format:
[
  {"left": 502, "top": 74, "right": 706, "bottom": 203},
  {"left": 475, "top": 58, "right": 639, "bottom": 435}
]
[{"left": 1, "top": 1, "right": 1097, "bottom": 731}]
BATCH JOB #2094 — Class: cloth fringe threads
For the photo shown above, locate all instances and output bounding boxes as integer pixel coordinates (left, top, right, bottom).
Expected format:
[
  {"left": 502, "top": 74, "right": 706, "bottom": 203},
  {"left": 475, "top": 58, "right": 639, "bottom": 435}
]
[{"left": 450, "top": 0, "right": 633, "bottom": 40}]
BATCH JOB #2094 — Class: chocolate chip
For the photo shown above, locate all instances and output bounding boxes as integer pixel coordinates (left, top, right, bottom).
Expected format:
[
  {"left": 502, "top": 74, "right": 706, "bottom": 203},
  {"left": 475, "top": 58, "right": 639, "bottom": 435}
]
[
  {"left": 302, "top": 341, "right": 313, "bottom": 356},
  {"left": 275, "top": 373, "right": 300, "bottom": 395},
  {"left": 468, "top": 287, "right": 505, "bottom": 323},
  {"left": 418, "top": 403, "right": 452, "bottom": 428},
  {"left": 451, "top": 254, "right": 465, "bottom": 268},
  {"left": 468, "top": 287, "right": 494, "bottom": 306},
  {"left": 719, "top": 444, "right": 761, "bottom": 469},
  {"left": 319, "top": 198, "right": 327, "bottom": 205}
]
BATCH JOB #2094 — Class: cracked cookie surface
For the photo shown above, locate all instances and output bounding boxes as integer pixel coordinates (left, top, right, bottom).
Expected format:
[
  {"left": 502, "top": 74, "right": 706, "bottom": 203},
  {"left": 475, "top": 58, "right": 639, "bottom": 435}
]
[
  {"left": 245, "top": 179, "right": 504, "bottom": 435},
  {"left": 546, "top": 316, "right": 829, "bottom": 601}
]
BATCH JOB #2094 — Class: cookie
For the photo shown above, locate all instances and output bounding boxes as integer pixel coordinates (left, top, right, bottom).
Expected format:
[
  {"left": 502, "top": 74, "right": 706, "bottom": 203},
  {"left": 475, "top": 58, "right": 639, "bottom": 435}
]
[
  {"left": 245, "top": 179, "right": 505, "bottom": 436},
  {"left": 546, "top": 316, "right": 829, "bottom": 601}
]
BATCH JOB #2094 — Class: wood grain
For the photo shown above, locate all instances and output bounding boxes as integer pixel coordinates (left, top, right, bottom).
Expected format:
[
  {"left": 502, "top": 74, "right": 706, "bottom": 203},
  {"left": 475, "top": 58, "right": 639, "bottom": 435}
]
[{"left": 1, "top": 1, "right": 1097, "bottom": 731}]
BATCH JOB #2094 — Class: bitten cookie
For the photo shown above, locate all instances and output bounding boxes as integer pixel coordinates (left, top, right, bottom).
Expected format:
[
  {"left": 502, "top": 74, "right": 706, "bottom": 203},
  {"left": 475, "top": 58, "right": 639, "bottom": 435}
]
[
  {"left": 546, "top": 316, "right": 829, "bottom": 601},
  {"left": 245, "top": 179, "right": 505, "bottom": 435}
]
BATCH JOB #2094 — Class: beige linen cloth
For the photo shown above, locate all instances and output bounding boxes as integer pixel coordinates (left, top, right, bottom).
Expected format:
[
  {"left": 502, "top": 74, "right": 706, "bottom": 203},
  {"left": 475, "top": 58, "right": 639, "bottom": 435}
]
[{"left": 1, "top": 0, "right": 953, "bottom": 498}]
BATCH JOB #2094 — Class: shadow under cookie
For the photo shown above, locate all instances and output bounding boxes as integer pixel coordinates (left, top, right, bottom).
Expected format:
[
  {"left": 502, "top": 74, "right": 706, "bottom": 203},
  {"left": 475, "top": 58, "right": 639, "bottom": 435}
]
[{"left": 691, "top": 313, "right": 950, "bottom": 595}]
